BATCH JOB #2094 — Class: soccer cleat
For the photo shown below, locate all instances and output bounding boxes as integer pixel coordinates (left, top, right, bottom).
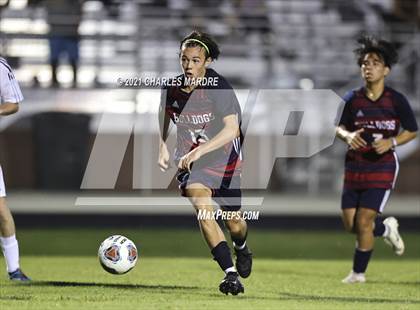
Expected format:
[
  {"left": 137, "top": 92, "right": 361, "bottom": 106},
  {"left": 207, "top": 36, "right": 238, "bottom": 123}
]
[
  {"left": 234, "top": 245, "right": 253, "bottom": 278},
  {"left": 341, "top": 271, "right": 366, "bottom": 284},
  {"left": 8, "top": 269, "right": 31, "bottom": 282},
  {"left": 219, "top": 272, "right": 244, "bottom": 295},
  {"left": 383, "top": 217, "right": 405, "bottom": 256}
]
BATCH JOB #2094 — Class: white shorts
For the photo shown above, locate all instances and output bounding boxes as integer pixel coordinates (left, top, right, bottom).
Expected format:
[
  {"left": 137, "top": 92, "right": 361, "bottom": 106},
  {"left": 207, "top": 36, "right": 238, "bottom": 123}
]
[{"left": 0, "top": 165, "right": 6, "bottom": 197}]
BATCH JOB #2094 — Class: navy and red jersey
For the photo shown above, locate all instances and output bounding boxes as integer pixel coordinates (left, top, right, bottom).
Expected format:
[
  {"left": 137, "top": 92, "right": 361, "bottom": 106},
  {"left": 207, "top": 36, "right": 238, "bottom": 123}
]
[
  {"left": 160, "top": 68, "right": 242, "bottom": 177},
  {"left": 339, "top": 86, "right": 418, "bottom": 189}
]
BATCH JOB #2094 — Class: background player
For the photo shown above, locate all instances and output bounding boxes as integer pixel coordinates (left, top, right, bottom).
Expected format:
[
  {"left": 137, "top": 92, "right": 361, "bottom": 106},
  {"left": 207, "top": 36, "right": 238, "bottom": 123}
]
[
  {"left": 158, "top": 31, "right": 252, "bottom": 295},
  {"left": 0, "top": 56, "right": 31, "bottom": 281},
  {"left": 336, "top": 36, "right": 418, "bottom": 283}
]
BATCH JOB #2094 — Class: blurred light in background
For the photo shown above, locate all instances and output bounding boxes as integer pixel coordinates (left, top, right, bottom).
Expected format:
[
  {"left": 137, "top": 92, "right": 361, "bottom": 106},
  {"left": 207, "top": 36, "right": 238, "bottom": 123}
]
[
  {"left": 8, "top": 0, "right": 27, "bottom": 10},
  {"left": 299, "top": 78, "right": 314, "bottom": 90},
  {"left": 36, "top": 66, "right": 52, "bottom": 84}
]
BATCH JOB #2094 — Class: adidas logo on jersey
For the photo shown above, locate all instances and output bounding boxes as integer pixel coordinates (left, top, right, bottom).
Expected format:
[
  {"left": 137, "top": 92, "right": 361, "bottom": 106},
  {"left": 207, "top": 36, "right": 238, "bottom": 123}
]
[
  {"left": 172, "top": 101, "right": 179, "bottom": 108},
  {"left": 356, "top": 110, "right": 364, "bottom": 117}
]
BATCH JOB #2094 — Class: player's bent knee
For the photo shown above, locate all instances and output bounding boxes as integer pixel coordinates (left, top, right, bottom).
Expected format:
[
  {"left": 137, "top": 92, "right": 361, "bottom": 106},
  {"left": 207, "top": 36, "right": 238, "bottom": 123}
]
[
  {"left": 197, "top": 215, "right": 218, "bottom": 230},
  {"left": 194, "top": 204, "right": 211, "bottom": 212},
  {"left": 225, "top": 217, "right": 243, "bottom": 232},
  {"left": 185, "top": 188, "right": 212, "bottom": 208},
  {"left": 184, "top": 188, "right": 211, "bottom": 199},
  {"left": 343, "top": 223, "right": 354, "bottom": 233},
  {"left": 341, "top": 217, "right": 354, "bottom": 233},
  {"left": 355, "top": 220, "right": 372, "bottom": 234},
  {"left": 227, "top": 223, "right": 242, "bottom": 236},
  {"left": 356, "top": 214, "right": 373, "bottom": 226}
]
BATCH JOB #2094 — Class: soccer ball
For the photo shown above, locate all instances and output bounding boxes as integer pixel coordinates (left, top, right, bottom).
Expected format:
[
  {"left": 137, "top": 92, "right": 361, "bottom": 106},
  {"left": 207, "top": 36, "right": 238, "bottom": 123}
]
[{"left": 98, "top": 235, "right": 138, "bottom": 274}]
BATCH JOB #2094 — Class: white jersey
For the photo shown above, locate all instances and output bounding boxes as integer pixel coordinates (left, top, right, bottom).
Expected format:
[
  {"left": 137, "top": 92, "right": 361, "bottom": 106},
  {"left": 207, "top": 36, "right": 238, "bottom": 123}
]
[
  {"left": 0, "top": 57, "right": 23, "bottom": 104},
  {"left": 0, "top": 57, "right": 23, "bottom": 197}
]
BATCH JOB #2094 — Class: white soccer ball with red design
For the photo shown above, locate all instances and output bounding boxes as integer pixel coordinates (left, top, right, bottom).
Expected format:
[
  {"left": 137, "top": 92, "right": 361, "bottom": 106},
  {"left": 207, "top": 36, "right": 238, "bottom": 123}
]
[{"left": 98, "top": 235, "right": 138, "bottom": 274}]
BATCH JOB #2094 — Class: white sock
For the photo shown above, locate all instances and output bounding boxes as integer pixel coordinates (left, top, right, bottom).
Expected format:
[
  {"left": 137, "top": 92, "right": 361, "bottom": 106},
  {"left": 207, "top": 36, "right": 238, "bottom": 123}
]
[
  {"left": 0, "top": 235, "right": 20, "bottom": 273},
  {"left": 225, "top": 266, "right": 237, "bottom": 274},
  {"left": 233, "top": 241, "right": 246, "bottom": 251}
]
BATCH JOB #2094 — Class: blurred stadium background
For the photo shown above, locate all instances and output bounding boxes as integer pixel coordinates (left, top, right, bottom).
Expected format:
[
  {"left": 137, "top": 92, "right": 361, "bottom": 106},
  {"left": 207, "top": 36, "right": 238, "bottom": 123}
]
[{"left": 0, "top": 0, "right": 419, "bottom": 231}]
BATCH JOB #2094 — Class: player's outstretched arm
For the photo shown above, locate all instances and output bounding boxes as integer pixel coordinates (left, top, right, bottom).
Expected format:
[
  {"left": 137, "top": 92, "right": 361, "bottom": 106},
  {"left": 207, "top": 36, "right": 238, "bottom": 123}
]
[
  {"left": 0, "top": 102, "right": 19, "bottom": 116},
  {"left": 178, "top": 114, "right": 239, "bottom": 171}
]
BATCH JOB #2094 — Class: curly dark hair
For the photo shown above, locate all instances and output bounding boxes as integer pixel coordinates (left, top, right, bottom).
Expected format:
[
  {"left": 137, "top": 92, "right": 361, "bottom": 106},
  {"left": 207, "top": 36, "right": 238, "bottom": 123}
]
[
  {"left": 180, "top": 30, "right": 220, "bottom": 60},
  {"left": 354, "top": 35, "right": 398, "bottom": 68}
]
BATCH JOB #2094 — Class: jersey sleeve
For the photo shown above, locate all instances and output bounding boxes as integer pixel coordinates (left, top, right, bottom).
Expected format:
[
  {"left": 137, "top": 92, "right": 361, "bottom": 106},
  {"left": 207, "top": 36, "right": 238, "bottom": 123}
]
[
  {"left": 336, "top": 90, "right": 355, "bottom": 129},
  {"left": 0, "top": 63, "right": 24, "bottom": 104},
  {"left": 393, "top": 91, "right": 418, "bottom": 132}
]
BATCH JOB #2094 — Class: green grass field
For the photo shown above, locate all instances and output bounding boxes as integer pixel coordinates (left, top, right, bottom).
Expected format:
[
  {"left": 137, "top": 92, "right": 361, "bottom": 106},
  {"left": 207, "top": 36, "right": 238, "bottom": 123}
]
[{"left": 1, "top": 229, "right": 419, "bottom": 309}]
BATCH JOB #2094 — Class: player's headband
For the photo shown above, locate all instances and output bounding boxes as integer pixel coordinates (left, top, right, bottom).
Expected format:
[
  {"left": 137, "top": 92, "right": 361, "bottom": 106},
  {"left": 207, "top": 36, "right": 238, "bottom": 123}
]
[{"left": 183, "top": 39, "right": 210, "bottom": 56}]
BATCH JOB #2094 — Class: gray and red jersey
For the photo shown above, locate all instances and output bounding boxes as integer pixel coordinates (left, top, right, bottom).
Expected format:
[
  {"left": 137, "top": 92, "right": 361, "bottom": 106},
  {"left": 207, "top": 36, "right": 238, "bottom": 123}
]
[{"left": 160, "top": 68, "right": 242, "bottom": 177}]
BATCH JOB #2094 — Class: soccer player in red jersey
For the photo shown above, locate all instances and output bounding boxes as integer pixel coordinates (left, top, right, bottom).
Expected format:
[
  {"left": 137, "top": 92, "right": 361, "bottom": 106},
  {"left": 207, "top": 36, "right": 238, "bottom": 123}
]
[
  {"left": 336, "top": 36, "right": 418, "bottom": 283},
  {"left": 158, "top": 31, "right": 252, "bottom": 295}
]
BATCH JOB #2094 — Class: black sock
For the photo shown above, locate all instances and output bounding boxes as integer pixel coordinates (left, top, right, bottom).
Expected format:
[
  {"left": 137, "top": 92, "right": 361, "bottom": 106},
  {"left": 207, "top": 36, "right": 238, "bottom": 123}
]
[
  {"left": 231, "top": 231, "right": 247, "bottom": 248},
  {"left": 211, "top": 241, "right": 234, "bottom": 272},
  {"left": 353, "top": 248, "right": 373, "bottom": 273},
  {"left": 373, "top": 217, "right": 386, "bottom": 237}
]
